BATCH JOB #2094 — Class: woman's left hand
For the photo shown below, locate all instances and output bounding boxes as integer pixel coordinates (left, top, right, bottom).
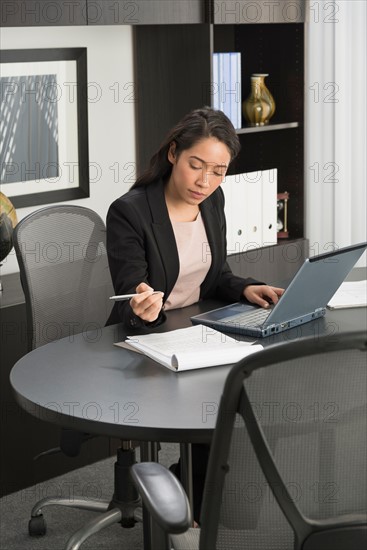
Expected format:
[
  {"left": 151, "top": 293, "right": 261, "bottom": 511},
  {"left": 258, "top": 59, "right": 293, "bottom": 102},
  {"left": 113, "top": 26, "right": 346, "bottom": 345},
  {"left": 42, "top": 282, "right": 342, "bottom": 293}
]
[{"left": 243, "top": 285, "right": 284, "bottom": 309}]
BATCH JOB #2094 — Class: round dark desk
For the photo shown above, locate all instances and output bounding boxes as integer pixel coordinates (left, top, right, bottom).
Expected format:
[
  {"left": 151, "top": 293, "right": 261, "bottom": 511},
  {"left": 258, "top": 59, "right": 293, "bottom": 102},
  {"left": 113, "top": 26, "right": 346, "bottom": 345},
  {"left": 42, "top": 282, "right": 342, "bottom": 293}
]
[
  {"left": 10, "top": 330, "right": 230, "bottom": 444},
  {"left": 10, "top": 295, "right": 366, "bottom": 445},
  {"left": 10, "top": 290, "right": 366, "bottom": 550},
  {"left": 10, "top": 300, "right": 232, "bottom": 445}
]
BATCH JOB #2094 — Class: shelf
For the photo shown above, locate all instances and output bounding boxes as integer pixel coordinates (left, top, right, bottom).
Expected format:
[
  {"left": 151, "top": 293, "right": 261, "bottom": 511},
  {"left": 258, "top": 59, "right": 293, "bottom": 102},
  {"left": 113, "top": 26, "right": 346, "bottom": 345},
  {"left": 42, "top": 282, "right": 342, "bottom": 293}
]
[
  {"left": 236, "top": 122, "right": 299, "bottom": 135},
  {"left": 135, "top": 21, "right": 304, "bottom": 240},
  {"left": 227, "top": 238, "right": 309, "bottom": 285}
]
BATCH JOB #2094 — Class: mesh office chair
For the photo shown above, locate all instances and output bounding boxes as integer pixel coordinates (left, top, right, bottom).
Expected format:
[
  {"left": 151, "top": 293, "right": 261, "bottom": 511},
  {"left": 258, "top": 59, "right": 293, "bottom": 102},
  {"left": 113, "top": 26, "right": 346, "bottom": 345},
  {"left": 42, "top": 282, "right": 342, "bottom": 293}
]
[
  {"left": 13, "top": 205, "right": 140, "bottom": 548},
  {"left": 14, "top": 204, "right": 113, "bottom": 352},
  {"left": 131, "top": 331, "right": 367, "bottom": 550}
]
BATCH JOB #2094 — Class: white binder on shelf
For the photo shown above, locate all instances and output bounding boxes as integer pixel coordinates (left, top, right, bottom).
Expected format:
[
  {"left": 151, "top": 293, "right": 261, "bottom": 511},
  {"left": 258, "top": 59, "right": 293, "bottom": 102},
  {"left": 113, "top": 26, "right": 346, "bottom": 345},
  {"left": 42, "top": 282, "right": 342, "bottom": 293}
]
[
  {"left": 230, "top": 52, "right": 242, "bottom": 129},
  {"left": 223, "top": 169, "right": 278, "bottom": 254},
  {"left": 221, "top": 52, "right": 231, "bottom": 122},
  {"left": 213, "top": 52, "right": 241, "bottom": 129},
  {"left": 261, "top": 169, "right": 278, "bottom": 246},
  {"left": 223, "top": 173, "right": 247, "bottom": 255},
  {"left": 243, "top": 171, "right": 263, "bottom": 250},
  {"left": 212, "top": 53, "right": 220, "bottom": 110}
]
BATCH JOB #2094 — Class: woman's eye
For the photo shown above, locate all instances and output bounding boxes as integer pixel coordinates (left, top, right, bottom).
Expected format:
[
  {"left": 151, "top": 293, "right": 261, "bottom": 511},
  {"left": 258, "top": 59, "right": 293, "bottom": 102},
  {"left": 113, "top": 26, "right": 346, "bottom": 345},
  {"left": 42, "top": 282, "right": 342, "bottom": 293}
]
[{"left": 190, "top": 165, "right": 201, "bottom": 170}]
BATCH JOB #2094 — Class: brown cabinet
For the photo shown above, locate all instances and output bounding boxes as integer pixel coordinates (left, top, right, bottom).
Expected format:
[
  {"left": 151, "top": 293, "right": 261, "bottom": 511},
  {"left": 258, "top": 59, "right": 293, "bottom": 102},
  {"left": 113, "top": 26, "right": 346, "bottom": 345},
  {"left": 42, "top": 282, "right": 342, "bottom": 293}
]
[
  {"left": 135, "top": 3, "right": 306, "bottom": 250},
  {"left": 0, "top": 0, "right": 204, "bottom": 27},
  {"left": 87, "top": 0, "right": 205, "bottom": 25},
  {"left": 1, "top": 0, "right": 88, "bottom": 26},
  {"left": 227, "top": 238, "right": 309, "bottom": 283}
]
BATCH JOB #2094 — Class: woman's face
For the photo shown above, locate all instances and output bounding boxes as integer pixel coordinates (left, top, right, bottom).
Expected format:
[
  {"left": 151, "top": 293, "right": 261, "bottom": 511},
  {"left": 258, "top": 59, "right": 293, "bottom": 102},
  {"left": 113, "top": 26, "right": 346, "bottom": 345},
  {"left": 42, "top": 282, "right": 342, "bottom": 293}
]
[{"left": 166, "top": 137, "right": 231, "bottom": 207}]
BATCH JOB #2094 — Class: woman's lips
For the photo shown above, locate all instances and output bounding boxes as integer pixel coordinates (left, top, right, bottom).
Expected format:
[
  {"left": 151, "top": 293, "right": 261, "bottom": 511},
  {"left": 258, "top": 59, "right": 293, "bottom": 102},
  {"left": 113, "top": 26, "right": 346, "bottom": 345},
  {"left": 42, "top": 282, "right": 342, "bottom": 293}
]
[{"left": 189, "top": 189, "right": 206, "bottom": 199}]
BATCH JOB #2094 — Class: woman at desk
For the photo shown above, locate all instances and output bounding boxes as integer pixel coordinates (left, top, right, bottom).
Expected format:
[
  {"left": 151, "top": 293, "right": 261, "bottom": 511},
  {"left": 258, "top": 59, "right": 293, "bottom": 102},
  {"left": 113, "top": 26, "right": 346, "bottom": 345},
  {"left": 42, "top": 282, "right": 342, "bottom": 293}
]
[
  {"left": 106, "top": 106, "right": 283, "bottom": 329},
  {"left": 106, "top": 106, "right": 283, "bottom": 522}
]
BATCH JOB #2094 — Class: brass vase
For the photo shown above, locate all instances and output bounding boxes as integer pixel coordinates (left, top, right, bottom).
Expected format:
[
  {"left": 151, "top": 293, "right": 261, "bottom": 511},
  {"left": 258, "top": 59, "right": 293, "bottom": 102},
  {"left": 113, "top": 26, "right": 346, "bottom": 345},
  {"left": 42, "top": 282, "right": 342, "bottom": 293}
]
[
  {"left": 243, "top": 74, "right": 275, "bottom": 126},
  {"left": 252, "top": 73, "right": 276, "bottom": 120}
]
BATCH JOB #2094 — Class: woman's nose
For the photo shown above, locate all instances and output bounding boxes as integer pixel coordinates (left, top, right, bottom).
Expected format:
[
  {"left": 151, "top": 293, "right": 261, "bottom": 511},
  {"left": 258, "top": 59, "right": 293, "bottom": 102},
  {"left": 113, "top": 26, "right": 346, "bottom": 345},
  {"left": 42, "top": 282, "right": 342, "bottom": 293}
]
[{"left": 196, "top": 170, "right": 211, "bottom": 187}]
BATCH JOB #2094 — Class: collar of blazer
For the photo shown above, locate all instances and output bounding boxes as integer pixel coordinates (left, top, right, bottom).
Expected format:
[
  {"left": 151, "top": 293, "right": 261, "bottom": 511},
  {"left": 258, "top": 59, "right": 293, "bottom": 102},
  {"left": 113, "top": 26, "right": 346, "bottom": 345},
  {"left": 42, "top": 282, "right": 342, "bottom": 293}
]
[
  {"left": 146, "top": 180, "right": 179, "bottom": 296},
  {"left": 145, "top": 179, "right": 224, "bottom": 299},
  {"left": 199, "top": 187, "right": 225, "bottom": 297}
]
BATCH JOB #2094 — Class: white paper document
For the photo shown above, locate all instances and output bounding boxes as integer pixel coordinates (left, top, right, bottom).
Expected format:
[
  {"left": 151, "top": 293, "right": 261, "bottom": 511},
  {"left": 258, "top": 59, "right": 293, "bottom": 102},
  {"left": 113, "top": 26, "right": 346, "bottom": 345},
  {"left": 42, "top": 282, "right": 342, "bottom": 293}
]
[
  {"left": 115, "top": 325, "right": 263, "bottom": 372},
  {"left": 327, "top": 280, "right": 367, "bottom": 309}
]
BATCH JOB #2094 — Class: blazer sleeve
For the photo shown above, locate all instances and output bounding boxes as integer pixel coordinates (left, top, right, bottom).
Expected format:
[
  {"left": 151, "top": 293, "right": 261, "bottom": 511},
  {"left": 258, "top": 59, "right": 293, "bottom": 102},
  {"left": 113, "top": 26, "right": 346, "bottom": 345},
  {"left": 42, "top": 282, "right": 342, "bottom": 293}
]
[{"left": 106, "top": 196, "right": 166, "bottom": 331}]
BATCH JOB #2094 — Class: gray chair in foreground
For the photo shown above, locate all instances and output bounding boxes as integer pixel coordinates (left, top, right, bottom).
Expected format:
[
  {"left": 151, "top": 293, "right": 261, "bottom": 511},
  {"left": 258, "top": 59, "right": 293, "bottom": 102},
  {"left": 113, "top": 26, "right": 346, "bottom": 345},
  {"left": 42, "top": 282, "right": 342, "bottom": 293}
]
[
  {"left": 13, "top": 205, "right": 141, "bottom": 548},
  {"left": 131, "top": 331, "right": 367, "bottom": 550}
]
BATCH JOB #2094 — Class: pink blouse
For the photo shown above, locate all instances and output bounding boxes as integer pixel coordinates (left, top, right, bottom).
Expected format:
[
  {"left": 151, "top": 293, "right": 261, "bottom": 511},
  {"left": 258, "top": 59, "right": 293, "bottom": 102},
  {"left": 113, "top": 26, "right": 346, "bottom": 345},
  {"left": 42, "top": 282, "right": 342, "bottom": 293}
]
[{"left": 164, "top": 212, "right": 212, "bottom": 310}]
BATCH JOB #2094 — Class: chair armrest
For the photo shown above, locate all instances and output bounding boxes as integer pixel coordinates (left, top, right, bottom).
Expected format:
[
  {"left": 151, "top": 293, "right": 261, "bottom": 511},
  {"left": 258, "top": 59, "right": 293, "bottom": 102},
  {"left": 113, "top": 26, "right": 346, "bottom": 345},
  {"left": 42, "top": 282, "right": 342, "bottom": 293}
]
[{"left": 131, "top": 462, "right": 192, "bottom": 534}]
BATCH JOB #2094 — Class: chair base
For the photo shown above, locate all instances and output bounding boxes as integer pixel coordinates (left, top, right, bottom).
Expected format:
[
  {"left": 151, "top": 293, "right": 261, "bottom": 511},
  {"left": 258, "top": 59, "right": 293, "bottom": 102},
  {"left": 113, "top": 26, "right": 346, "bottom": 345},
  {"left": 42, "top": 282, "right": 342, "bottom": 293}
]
[{"left": 29, "top": 447, "right": 141, "bottom": 549}]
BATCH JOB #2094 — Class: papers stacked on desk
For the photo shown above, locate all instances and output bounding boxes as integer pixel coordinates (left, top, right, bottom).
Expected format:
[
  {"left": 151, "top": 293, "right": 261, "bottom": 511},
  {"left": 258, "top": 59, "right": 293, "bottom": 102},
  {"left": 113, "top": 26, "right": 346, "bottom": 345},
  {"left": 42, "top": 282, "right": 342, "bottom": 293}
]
[
  {"left": 115, "top": 325, "right": 263, "bottom": 372},
  {"left": 327, "top": 280, "right": 367, "bottom": 309}
]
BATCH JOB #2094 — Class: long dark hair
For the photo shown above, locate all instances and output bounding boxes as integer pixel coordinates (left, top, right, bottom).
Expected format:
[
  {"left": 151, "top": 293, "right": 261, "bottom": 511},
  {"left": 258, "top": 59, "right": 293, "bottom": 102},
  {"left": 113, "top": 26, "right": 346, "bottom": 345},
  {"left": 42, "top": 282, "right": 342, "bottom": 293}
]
[{"left": 131, "top": 107, "right": 241, "bottom": 189}]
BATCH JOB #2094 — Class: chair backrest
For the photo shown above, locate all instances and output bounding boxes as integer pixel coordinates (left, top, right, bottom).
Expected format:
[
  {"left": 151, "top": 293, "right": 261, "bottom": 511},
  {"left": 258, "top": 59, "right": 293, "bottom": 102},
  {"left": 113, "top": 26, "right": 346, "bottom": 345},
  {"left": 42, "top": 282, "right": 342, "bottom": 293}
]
[
  {"left": 199, "top": 332, "right": 367, "bottom": 550},
  {"left": 13, "top": 205, "right": 114, "bottom": 350}
]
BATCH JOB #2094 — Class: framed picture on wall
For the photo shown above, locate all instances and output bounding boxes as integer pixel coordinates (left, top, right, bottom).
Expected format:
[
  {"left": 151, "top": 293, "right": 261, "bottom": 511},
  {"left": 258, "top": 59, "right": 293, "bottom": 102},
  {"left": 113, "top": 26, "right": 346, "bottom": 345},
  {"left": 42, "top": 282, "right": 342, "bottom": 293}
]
[{"left": 0, "top": 48, "right": 89, "bottom": 208}]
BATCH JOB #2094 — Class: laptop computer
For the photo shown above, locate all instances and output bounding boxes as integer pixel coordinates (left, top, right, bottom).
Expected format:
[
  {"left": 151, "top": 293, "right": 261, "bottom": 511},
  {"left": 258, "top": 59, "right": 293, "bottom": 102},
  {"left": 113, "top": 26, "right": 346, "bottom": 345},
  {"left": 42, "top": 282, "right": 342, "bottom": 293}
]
[{"left": 191, "top": 242, "right": 367, "bottom": 338}]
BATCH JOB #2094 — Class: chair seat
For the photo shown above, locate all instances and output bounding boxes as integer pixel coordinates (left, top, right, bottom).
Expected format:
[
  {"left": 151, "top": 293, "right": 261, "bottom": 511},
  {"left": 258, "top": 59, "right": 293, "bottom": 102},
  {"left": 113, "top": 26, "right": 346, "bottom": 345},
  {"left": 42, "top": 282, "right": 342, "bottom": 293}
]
[
  {"left": 170, "top": 525, "right": 295, "bottom": 550},
  {"left": 170, "top": 527, "right": 200, "bottom": 550}
]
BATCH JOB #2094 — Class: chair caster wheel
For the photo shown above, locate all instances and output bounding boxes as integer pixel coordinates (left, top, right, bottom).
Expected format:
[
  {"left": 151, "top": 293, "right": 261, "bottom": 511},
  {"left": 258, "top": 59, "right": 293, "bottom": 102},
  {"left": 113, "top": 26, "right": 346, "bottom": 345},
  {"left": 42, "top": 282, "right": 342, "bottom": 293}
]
[{"left": 29, "top": 515, "right": 47, "bottom": 536}]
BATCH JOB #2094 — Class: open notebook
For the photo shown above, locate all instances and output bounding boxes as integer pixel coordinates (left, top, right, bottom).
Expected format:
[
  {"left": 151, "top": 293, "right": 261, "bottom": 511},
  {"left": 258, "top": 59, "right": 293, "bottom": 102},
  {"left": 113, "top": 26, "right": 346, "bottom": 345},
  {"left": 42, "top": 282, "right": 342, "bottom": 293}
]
[
  {"left": 191, "top": 242, "right": 367, "bottom": 338},
  {"left": 115, "top": 325, "right": 263, "bottom": 371}
]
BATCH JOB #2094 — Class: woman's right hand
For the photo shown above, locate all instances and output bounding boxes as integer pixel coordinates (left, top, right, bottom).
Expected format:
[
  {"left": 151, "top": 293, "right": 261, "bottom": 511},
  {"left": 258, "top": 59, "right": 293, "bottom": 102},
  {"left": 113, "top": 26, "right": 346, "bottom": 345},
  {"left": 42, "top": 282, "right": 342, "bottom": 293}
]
[{"left": 130, "top": 282, "right": 164, "bottom": 323}]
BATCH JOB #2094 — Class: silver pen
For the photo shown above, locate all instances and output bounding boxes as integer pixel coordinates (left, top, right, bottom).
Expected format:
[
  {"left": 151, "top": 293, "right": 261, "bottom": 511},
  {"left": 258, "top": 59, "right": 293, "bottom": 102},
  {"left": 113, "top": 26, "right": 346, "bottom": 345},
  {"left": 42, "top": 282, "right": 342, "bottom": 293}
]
[{"left": 109, "top": 291, "right": 163, "bottom": 301}]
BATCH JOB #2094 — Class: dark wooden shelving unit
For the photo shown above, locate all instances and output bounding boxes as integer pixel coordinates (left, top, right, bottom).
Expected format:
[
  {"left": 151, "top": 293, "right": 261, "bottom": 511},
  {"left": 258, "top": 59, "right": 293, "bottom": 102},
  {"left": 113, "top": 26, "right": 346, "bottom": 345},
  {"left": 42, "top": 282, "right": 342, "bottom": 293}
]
[
  {"left": 236, "top": 122, "right": 299, "bottom": 134},
  {"left": 135, "top": 9, "right": 305, "bottom": 253}
]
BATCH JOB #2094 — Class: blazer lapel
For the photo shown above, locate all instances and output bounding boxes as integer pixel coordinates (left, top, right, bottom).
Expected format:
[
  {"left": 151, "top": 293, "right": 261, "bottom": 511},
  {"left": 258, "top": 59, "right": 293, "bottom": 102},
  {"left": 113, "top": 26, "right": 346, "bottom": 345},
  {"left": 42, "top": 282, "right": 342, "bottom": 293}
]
[
  {"left": 146, "top": 181, "right": 180, "bottom": 296},
  {"left": 200, "top": 193, "right": 224, "bottom": 296}
]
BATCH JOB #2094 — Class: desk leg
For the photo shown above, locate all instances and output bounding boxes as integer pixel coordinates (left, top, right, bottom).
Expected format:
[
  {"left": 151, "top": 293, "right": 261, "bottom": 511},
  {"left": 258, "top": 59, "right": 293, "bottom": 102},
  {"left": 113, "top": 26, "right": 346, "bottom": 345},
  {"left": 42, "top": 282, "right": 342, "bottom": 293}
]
[
  {"left": 140, "top": 442, "right": 170, "bottom": 550},
  {"left": 140, "top": 440, "right": 159, "bottom": 462},
  {"left": 179, "top": 443, "right": 194, "bottom": 513}
]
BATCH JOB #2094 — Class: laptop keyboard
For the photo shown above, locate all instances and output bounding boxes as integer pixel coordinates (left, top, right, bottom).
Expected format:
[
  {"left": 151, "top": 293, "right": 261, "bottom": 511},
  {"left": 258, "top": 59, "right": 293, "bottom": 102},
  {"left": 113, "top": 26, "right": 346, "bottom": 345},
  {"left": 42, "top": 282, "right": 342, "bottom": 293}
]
[{"left": 223, "top": 307, "right": 272, "bottom": 327}]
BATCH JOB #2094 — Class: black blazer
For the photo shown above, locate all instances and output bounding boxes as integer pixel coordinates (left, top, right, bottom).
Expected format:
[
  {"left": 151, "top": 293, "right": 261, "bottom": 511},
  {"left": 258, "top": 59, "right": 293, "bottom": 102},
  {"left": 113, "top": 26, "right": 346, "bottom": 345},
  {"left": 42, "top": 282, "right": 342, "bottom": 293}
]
[{"left": 106, "top": 179, "right": 261, "bottom": 331}]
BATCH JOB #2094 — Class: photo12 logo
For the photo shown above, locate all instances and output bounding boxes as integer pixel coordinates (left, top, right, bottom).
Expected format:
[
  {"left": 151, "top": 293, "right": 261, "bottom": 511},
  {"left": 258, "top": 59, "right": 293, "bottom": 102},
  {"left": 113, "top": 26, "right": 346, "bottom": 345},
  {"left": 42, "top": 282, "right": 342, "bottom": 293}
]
[
  {"left": 1, "top": 1, "right": 140, "bottom": 25},
  {"left": 212, "top": 1, "right": 306, "bottom": 24}
]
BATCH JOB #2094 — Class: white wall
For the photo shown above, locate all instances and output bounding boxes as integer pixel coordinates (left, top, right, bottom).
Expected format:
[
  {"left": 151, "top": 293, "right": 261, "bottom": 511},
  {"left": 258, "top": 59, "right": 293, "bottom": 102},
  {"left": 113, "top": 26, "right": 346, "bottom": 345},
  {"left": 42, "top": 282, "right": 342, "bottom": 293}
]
[
  {"left": 305, "top": 0, "right": 367, "bottom": 265},
  {"left": 1, "top": 25, "right": 136, "bottom": 274}
]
